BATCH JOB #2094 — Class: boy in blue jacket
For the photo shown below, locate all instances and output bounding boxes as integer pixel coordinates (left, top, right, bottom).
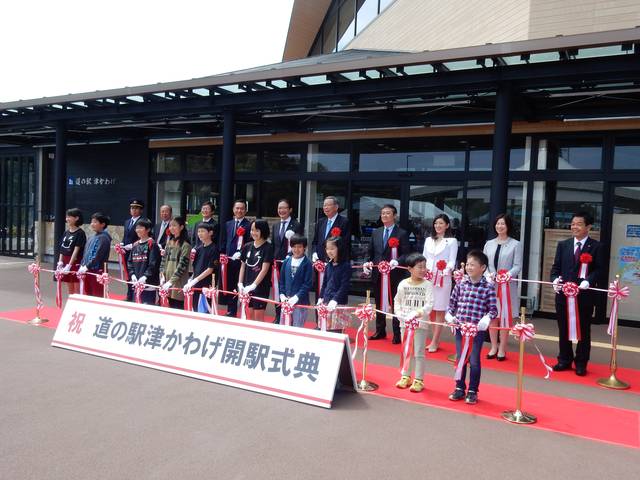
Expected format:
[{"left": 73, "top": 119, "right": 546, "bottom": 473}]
[{"left": 279, "top": 235, "right": 312, "bottom": 328}]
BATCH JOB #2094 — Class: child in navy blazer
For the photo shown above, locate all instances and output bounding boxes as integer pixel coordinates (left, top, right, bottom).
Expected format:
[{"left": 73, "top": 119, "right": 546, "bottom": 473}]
[
  {"left": 279, "top": 235, "right": 313, "bottom": 328},
  {"left": 318, "top": 235, "right": 351, "bottom": 330}
]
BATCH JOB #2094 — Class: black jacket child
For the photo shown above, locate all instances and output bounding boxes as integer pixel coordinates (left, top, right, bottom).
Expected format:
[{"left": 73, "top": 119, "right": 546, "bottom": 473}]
[{"left": 127, "top": 238, "right": 161, "bottom": 287}]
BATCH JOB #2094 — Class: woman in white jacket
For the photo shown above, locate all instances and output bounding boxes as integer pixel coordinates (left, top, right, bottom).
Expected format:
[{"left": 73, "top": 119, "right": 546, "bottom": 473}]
[
  {"left": 422, "top": 213, "right": 458, "bottom": 352},
  {"left": 483, "top": 214, "right": 522, "bottom": 361}
]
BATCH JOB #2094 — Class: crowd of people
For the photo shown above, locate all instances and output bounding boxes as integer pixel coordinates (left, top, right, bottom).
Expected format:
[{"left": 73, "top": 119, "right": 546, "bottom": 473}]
[{"left": 55, "top": 196, "right": 602, "bottom": 403}]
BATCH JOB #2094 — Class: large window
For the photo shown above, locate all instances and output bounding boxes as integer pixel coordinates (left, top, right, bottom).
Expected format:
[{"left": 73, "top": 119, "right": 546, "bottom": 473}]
[
  {"left": 358, "top": 141, "right": 465, "bottom": 172},
  {"left": 308, "top": 143, "right": 350, "bottom": 172},
  {"left": 304, "top": 181, "right": 349, "bottom": 252},
  {"left": 540, "top": 137, "right": 603, "bottom": 170},
  {"left": 614, "top": 136, "right": 640, "bottom": 169}
]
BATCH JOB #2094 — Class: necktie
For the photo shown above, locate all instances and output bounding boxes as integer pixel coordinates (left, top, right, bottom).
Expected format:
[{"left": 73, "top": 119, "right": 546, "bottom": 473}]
[
  {"left": 383, "top": 227, "right": 391, "bottom": 245},
  {"left": 279, "top": 221, "right": 286, "bottom": 240},
  {"left": 574, "top": 241, "right": 581, "bottom": 264},
  {"left": 235, "top": 220, "right": 239, "bottom": 233},
  {"left": 325, "top": 219, "right": 333, "bottom": 238}
]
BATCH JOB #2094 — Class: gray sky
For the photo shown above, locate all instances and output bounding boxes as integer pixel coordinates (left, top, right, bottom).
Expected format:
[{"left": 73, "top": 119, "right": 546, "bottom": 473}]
[{"left": 0, "top": 0, "right": 295, "bottom": 102}]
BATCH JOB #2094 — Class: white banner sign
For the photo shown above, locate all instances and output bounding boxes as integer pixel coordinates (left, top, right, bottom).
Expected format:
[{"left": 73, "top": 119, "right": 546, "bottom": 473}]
[{"left": 52, "top": 295, "right": 356, "bottom": 408}]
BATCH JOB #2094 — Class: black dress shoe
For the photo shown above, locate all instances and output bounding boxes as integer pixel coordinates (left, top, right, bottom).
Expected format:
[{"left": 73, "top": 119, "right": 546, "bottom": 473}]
[
  {"left": 392, "top": 336, "right": 401, "bottom": 345},
  {"left": 552, "top": 363, "right": 571, "bottom": 372},
  {"left": 369, "top": 333, "right": 386, "bottom": 340},
  {"left": 497, "top": 355, "right": 507, "bottom": 362},
  {"left": 575, "top": 366, "right": 587, "bottom": 376},
  {"left": 486, "top": 352, "right": 497, "bottom": 360}
]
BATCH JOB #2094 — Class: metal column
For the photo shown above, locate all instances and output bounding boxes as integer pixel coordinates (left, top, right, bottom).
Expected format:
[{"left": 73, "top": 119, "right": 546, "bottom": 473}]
[
  {"left": 219, "top": 110, "right": 236, "bottom": 243},
  {"left": 489, "top": 84, "right": 513, "bottom": 238},
  {"left": 53, "top": 122, "right": 67, "bottom": 263}
]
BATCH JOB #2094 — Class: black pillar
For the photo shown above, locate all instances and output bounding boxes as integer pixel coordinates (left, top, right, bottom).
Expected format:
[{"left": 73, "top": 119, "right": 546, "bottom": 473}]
[
  {"left": 488, "top": 83, "right": 513, "bottom": 239},
  {"left": 53, "top": 122, "right": 67, "bottom": 263},
  {"left": 219, "top": 110, "right": 236, "bottom": 244}
]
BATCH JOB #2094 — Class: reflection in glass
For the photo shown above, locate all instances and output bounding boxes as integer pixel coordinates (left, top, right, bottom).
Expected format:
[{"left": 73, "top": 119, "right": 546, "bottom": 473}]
[
  {"left": 409, "top": 185, "right": 463, "bottom": 253},
  {"left": 359, "top": 149, "right": 465, "bottom": 172},
  {"left": 184, "top": 182, "right": 220, "bottom": 229},
  {"left": 235, "top": 152, "right": 257, "bottom": 172},
  {"left": 154, "top": 152, "right": 181, "bottom": 173},
  {"left": 186, "top": 152, "right": 215, "bottom": 173},
  {"left": 308, "top": 143, "right": 350, "bottom": 172},
  {"left": 264, "top": 150, "right": 301, "bottom": 172},
  {"left": 546, "top": 138, "right": 602, "bottom": 170},
  {"left": 614, "top": 137, "right": 640, "bottom": 169},
  {"left": 155, "top": 180, "right": 183, "bottom": 218}
]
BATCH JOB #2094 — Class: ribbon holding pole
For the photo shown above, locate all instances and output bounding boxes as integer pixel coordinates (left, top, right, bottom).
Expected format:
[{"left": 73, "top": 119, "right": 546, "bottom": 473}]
[
  {"left": 400, "top": 313, "right": 421, "bottom": 374},
  {"left": 562, "top": 282, "right": 581, "bottom": 342},
  {"left": 352, "top": 303, "right": 374, "bottom": 361},
  {"left": 281, "top": 301, "right": 294, "bottom": 327},
  {"left": 511, "top": 323, "right": 553, "bottom": 379},
  {"left": 495, "top": 269, "right": 513, "bottom": 328},
  {"left": 377, "top": 260, "right": 392, "bottom": 313},
  {"left": 607, "top": 280, "right": 630, "bottom": 336},
  {"left": 27, "top": 263, "right": 44, "bottom": 314},
  {"left": 54, "top": 268, "right": 64, "bottom": 308},
  {"left": 313, "top": 260, "right": 326, "bottom": 297},
  {"left": 238, "top": 291, "right": 251, "bottom": 320},
  {"left": 454, "top": 322, "right": 478, "bottom": 381},
  {"left": 434, "top": 259, "right": 447, "bottom": 288},
  {"left": 219, "top": 254, "right": 229, "bottom": 292},
  {"left": 97, "top": 272, "right": 110, "bottom": 299},
  {"left": 114, "top": 244, "right": 128, "bottom": 281}
]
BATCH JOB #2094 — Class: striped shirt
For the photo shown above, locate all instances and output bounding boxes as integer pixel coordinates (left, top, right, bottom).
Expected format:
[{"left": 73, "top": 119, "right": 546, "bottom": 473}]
[{"left": 447, "top": 276, "right": 498, "bottom": 324}]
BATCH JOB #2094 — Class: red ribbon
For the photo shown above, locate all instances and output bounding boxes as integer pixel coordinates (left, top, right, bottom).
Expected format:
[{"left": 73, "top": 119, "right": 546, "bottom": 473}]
[
  {"left": 114, "top": 244, "right": 128, "bottom": 281},
  {"left": 96, "top": 272, "right": 110, "bottom": 299},
  {"left": 562, "top": 282, "right": 581, "bottom": 341},
  {"left": 579, "top": 253, "right": 592, "bottom": 279},
  {"left": 236, "top": 227, "right": 245, "bottom": 251},
  {"left": 495, "top": 269, "right": 513, "bottom": 328},
  {"left": 377, "top": 260, "right": 392, "bottom": 313},
  {"left": 607, "top": 280, "right": 630, "bottom": 336},
  {"left": 183, "top": 286, "right": 193, "bottom": 311},
  {"left": 159, "top": 286, "right": 170, "bottom": 308},
  {"left": 434, "top": 259, "right": 447, "bottom": 288},
  {"left": 76, "top": 270, "right": 87, "bottom": 296},
  {"left": 219, "top": 254, "right": 229, "bottom": 292},
  {"left": 281, "top": 301, "right": 294, "bottom": 327},
  {"left": 330, "top": 227, "right": 341, "bottom": 237},
  {"left": 400, "top": 314, "right": 420, "bottom": 374},
  {"left": 272, "top": 261, "right": 280, "bottom": 302},
  {"left": 453, "top": 268, "right": 465, "bottom": 284},
  {"left": 454, "top": 322, "right": 478, "bottom": 381},
  {"left": 352, "top": 304, "right": 374, "bottom": 360},
  {"left": 134, "top": 281, "right": 145, "bottom": 304},
  {"left": 314, "top": 260, "right": 326, "bottom": 297},
  {"left": 238, "top": 292, "right": 250, "bottom": 320},
  {"left": 388, "top": 236, "right": 399, "bottom": 260},
  {"left": 27, "top": 263, "right": 44, "bottom": 315},
  {"left": 511, "top": 323, "right": 553, "bottom": 379},
  {"left": 317, "top": 304, "right": 329, "bottom": 332},
  {"left": 202, "top": 287, "right": 219, "bottom": 315}
]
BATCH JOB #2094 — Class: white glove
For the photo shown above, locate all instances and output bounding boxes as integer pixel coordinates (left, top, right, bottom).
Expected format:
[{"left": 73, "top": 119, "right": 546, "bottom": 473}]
[
  {"left": 78, "top": 265, "right": 88, "bottom": 274},
  {"left": 131, "top": 274, "right": 138, "bottom": 283},
  {"left": 62, "top": 264, "right": 71, "bottom": 274},
  {"left": 579, "top": 280, "right": 590, "bottom": 290},
  {"left": 362, "top": 261, "right": 373, "bottom": 275},
  {"left": 288, "top": 295, "right": 299, "bottom": 306},
  {"left": 56, "top": 261, "right": 64, "bottom": 270},
  {"left": 477, "top": 314, "right": 491, "bottom": 331},
  {"left": 123, "top": 243, "right": 133, "bottom": 251},
  {"left": 284, "top": 230, "right": 295, "bottom": 240},
  {"left": 231, "top": 252, "right": 241, "bottom": 261},
  {"left": 552, "top": 276, "right": 562, "bottom": 294},
  {"left": 445, "top": 312, "right": 456, "bottom": 324},
  {"left": 389, "top": 259, "right": 399, "bottom": 270},
  {"left": 162, "top": 281, "right": 172, "bottom": 290},
  {"left": 316, "top": 298, "right": 323, "bottom": 306},
  {"left": 160, "top": 248, "right": 166, "bottom": 257},
  {"left": 244, "top": 283, "right": 257, "bottom": 293},
  {"left": 138, "top": 276, "right": 147, "bottom": 285},
  {"left": 327, "top": 300, "right": 337, "bottom": 311},
  {"left": 183, "top": 279, "right": 196, "bottom": 293},
  {"left": 312, "top": 252, "right": 319, "bottom": 263},
  {"left": 279, "top": 294, "right": 288, "bottom": 303},
  {"left": 237, "top": 282, "right": 244, "bottom": 293},
  {"left": 484, "top": 271, "right": 495, "bottom": 285}
]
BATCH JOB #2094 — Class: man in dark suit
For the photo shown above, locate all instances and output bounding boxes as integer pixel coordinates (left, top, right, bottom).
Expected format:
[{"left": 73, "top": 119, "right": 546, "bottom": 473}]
[
  {"left": 364, "top": 204, "right": 411, "bottom": 343},
  {"left": 219, "top": 199, "right": 252, "bottom": 317},
  {"left": 122, "top": 198, "right": 145, "bottom": 301},
  {"left": 272, "top": 198, "right": 304, "bottom": 324},
  {"left": 191, "top": 200, "right": 219, "bottom": 249},
  {"left": 550, "top": 211, "right": 603, "bottom": 376},
  {"left": 311, "top": 195, "right": 350, "bottom": 263},
  {"left": 153, "top": 204, "right": 172, "bottom": 249}
]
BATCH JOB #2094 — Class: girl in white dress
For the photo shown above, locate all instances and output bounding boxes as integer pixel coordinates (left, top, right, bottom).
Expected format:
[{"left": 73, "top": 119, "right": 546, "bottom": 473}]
[{"left": 422, "top": 214, "right": 458, "bottom": 352}]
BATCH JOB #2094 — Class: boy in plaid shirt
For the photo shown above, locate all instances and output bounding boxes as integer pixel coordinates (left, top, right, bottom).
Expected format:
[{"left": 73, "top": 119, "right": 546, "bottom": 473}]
[{"left": 446, "top": 250, "right": 497, "bottom": 404}]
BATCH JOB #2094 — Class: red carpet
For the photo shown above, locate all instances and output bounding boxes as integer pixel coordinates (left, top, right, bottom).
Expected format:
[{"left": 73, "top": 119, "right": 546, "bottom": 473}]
[
  {"left": 348, "top": 330, "right": 640, "bottom": 395},
  {"left": 356, "top": 361, "right": 640, "bottom": 449}
]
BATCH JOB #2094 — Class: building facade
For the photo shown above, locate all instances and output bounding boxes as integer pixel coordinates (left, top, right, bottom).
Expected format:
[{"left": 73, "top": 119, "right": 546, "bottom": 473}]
[{"left": 1, "top": 1, "right": 640, "bottom": 323}]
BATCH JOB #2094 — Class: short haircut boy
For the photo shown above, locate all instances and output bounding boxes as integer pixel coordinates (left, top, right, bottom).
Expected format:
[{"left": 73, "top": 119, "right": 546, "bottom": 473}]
[
  {"left": 136, "top": 218, "right": 153, "bottom": 230},
  {"left": 91, "top": 212, "right": 110, "bottom": 227},
  {"left": 197, "top": 222, "right": 215, "bottom": 232},
  {"left": 289, "top": 234, "right": 307, "bottom": 248},
  {"left": 466, "top": 249, "right": 488, "bottom": 267},
  {"left": 405, "top": 252, "right": 426, "bottom": 268}
]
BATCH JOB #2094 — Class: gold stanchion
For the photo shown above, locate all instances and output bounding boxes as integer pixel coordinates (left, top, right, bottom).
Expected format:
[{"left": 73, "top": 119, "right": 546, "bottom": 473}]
[
  {"left": 502, "top": 307, "right": 536, "bottom": 424},
  {"left": 28, "top": 255, "right": 48, "bottom": 325},
  {"left": 597, "top": 275, "right": 630, "bottom": 390},
  {"left": 357, "top": 290, "right": 378, "bottom": 392}
]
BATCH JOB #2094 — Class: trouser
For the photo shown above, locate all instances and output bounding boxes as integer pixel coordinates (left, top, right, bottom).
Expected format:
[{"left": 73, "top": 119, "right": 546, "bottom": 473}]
[
  {"left": 220, "top": 260, "right": 241, "bottom": 316},
  {"left": 373, "top": 272, "right": 404, "bottom": 337},
  {"left": 400, "top": 327, "right": 428, "bottom": 379},
  {"left": 455, "top": 330, "right": 486, "bottom": 393},
  {"left": 555, "top": 295, "right": 594, "bottom": 367},
  {"left": 84, "top": 269, "right": 104, "bottom": 297}
]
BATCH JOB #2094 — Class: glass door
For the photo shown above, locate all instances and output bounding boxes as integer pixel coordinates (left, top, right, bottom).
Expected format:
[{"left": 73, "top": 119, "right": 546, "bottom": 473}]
[{"left": 608, "top": 185, "right": 640, "bottom": 323}]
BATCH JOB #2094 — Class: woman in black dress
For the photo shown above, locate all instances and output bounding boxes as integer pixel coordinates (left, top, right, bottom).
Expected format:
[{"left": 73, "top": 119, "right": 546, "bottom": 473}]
[
  {"left": 238, "top": 219, "right": 273, "bottom": 322},
  {"left": 57, "top": 208, "right": 87, "bottom": 295}
]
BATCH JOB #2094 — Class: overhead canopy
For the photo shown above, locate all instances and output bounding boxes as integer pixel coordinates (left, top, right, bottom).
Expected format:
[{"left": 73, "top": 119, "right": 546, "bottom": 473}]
[{"left": 1, "top": 27, "right": 639, "bottom": 146}]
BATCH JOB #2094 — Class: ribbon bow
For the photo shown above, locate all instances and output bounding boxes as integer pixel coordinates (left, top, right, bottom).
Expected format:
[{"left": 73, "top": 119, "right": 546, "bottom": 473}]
[
  {"left": 495, "top": 269, "right": 513, "bottom": 328},
  {"left": 114, "top": 243, "right": 128, "bottom": 281},
  {"left": 458, "top": 322, "right": 478, "bottom": 338},
  {"left": 562, "top": 282, "right": 581, "bottom": 341},
  {"left": 27, "top": 263, "right": 40, "bottom": 276},
  {"left": 607, "top": 280, "right": 630, "bottom": 336},
  {"left": 27, "top": 263, "right": 44, "bottom": 314},
  {"left": 352, "top": 303, "right": 374, "bottom": 361},
  {"left": 495, "top": 269, "right": 511, "bottom": 284},
  {"left": 511, "top": 322, "right": 553, "bottom": 379},
  {"left": 54, "top": 269, "right": 64, "bottom": 308},
  {"left": 238, "top": 292, "right": 251, "bottom": 320},
  {"left": 76, "top": 270, "right": 87, "bottom": 295},
  {"left": 317, "top": 304, "right": 329, "bottom": 332},
  {"left": 133, "top": 281, "right": 146, "bottom": 304},
  {"left": 454, "top": 322, "right": 478, "bottom": 381},
  {"left": 219, "top": 254, "right": 229, "bottom": 291},
  {"left": 280, "top": 301, "right": 294, "bottom": 327},
  {"left": 97, "top": 272, "right": 110, "bottom": 299},
  {"left": 377, "top": 260, "right": 391, "bottom": 275},
  {"left": 158, "top": 286, "right": 170, "bottom": 308},
  {"left": 453, "top": 268, "right": 465, "bottom": 284},
  {"left": 434, "top": 259, "right": 447, "bottom": 287},
  {"left": 400, "top": 312, "right": 422, "bottom": 374}
]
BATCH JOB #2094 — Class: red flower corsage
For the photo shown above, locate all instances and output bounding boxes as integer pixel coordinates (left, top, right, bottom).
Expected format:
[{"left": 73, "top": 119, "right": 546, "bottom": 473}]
[
  {"left": 579, "top": 253, "right": 592, "bottom": 264},
  {"left": 388, "top": 237, "right": 399, "bottom": 248},
  {"left": 236, "top": 226, "right": 245, "bottom": 236},
  {"left": 330, "top": 227, "right": 341, "bottom": 237},
  {"left": 436, "top": 259, "right": 447, "bottom": 271}
]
